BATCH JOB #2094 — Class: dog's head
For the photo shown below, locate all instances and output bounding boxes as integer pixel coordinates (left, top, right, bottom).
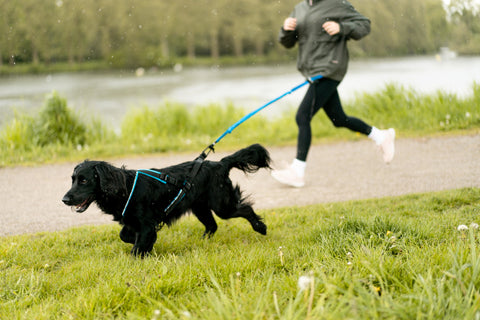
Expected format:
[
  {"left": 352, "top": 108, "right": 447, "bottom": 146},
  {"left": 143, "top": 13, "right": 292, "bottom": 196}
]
[{"left": 62, "top": 160, "right": 127, "bottom": 213}]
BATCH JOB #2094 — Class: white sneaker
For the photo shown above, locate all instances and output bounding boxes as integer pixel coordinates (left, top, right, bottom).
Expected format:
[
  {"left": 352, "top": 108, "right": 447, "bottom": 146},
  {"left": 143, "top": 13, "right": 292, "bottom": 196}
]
[
  {"left": 271, "top": 166, "right": 305, "bottom": 188},
  {"left": 380, "top": 128, "right": 395, "bottom": 164}
]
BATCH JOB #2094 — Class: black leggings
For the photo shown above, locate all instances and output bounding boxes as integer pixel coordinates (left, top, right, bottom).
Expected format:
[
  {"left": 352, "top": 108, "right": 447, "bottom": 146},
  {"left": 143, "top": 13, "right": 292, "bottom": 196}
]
[{"left": 295, "top": 78, "right": 372, "bottom": 161}]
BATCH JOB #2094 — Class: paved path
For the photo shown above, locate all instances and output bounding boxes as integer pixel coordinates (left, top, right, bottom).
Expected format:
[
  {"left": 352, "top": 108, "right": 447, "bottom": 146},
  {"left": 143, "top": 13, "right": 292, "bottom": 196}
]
[{"left": 1, "top": 134, "right": 479, "bottom": 237}]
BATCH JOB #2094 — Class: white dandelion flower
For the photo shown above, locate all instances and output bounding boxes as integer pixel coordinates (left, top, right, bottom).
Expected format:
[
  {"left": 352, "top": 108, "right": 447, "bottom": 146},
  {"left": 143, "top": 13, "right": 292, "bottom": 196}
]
[
  {"left": 457, "top": 224, "right": 468, "bottom": 231},
  {"left": 298, "top": 275, "right": 312, "bottom": 291},
  {"left": 470, "top": 223, "right": 479, "bottom": 229}
]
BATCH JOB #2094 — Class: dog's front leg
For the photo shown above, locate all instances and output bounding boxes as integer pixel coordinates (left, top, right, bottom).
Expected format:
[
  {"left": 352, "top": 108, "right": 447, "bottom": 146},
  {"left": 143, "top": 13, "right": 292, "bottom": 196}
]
[
  {"left": 120, "top": 225, "right": 136, "bottom": 244},
  {"left": 131, "top": 225, "right": 157, "bottom": 257}
]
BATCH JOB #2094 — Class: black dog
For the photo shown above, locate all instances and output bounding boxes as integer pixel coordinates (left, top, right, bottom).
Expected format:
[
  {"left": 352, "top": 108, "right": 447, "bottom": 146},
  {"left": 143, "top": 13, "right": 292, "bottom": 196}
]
[{"left": 62, "top": 144, "right": 271, "bottom": 256}]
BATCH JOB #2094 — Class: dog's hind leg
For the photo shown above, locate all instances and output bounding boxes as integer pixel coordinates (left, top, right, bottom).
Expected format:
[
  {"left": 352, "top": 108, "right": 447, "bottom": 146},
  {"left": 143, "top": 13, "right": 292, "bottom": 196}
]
[
  {"left": 209, "top": 174, "right": 266, "bottom": 235},
  {"left": 212, "top": 197, "right": 267, "bottom": 235},
  {"left": 192, "top": 203, "right": 218, "bottom": 238},
  {"left": 232, "top": 202, "right": 267, "bottom": 235}
]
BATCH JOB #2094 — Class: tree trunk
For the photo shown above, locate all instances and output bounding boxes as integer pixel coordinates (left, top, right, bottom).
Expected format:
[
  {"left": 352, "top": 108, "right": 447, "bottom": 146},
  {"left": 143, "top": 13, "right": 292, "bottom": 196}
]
[
  {"left": 210, "top": 29, "right": 219, "bottom": 59},
  {"left": 255, "top": 38, "right": 265, "bottom": 56},
  {"left": 68, "top": 48, "right": 75, "bottom": 64},
  {"left": 161, "top": 34, "right": 169, "bottom": 59},
  {"left": 186, "top": 32, "right": 196, "bottom": 59},
  {"left": 233, "top": 36, "right": 243, "bottom": 57},
  {"left": 32, "top": 47, "right": 39, "bottom": 65}
]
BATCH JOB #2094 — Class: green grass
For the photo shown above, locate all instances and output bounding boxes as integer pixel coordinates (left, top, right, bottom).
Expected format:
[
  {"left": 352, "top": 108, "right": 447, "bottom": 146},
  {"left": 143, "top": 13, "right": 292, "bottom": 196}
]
[
  {"left": 1, "top": 82, "right": 479, "bottom": 167},
  {"left": 1, "top": 188, "right": 480, "bottom": 319}
]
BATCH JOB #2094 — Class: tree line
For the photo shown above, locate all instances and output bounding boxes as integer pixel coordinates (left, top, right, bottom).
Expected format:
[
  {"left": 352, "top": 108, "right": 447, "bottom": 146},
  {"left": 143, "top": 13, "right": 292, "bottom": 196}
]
[{"left": 0, "top": 0, "right": 479, "bottom": 69}]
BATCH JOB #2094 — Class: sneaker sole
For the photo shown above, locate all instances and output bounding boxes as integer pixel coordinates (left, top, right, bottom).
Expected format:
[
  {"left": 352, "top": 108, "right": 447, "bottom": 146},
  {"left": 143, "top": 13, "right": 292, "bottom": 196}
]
[{"left": 271, "top": 171, "right": 305, "bottom": 188}]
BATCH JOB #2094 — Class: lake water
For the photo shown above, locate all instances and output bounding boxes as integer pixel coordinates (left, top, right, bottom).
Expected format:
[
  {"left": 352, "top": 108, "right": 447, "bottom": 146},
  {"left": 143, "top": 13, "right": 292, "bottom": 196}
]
[{"left": 0, "top": 56, "right": 479, "bottom": 127}]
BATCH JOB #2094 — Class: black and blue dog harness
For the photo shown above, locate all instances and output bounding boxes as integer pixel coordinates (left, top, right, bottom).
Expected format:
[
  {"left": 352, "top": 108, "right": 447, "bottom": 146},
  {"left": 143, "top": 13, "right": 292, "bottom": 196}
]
[{"left": 121, "top": 150, "right": 209, "bottom": 219}]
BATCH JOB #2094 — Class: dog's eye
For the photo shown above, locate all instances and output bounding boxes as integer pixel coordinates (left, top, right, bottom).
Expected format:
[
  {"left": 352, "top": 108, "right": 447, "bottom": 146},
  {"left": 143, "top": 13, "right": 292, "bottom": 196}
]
[{"left": 79, "top": 178, "right": 87, "bottom": 185}]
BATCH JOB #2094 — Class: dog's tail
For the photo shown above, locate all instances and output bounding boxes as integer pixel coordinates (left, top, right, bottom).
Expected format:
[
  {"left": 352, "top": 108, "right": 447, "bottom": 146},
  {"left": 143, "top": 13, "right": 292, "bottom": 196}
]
[{"left": 220, "top": 144, "right": 271, "bottom": 173}]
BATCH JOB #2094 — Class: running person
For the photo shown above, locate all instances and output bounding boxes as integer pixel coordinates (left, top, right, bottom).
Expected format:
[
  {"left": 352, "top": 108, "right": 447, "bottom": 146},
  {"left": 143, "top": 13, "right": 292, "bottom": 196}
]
[{"left": 271, "top": 0, "right": 395, "bottom": 188}]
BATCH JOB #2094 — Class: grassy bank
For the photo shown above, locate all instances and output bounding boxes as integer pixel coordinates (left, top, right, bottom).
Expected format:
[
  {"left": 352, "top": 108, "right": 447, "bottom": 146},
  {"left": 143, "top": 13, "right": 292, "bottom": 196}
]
[
  {"left": 0, "top": 55, "right": 294, "bottom": 76},
  {"left": 1, "top": 188, "right": 480, "bottom": 319},
  {"left": 1, "top": 83, "right": 479, "bottom": 167}
]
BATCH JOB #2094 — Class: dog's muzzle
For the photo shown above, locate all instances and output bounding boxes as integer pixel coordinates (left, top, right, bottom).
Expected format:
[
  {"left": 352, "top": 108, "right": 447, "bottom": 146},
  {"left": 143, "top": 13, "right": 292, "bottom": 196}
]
[
  {"left": 62, "top": 194, "right": 92, "bottom": 213},
  {"left": 62, "top": 195, "right": 73, "bottom": 205}
]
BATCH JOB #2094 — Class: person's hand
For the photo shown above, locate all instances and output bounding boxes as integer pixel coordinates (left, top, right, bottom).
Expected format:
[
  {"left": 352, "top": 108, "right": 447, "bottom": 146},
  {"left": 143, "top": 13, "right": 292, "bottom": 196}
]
[
  {"left": 283, "top": 17, "right": 297, "bottom": 31},
  {"left": 322, "top": 21, "right": 340, "bottom": 36}
]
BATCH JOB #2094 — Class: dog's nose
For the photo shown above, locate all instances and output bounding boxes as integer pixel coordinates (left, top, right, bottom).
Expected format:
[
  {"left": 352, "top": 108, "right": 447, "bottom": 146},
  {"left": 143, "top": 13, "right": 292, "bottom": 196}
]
[{"left": 62, "top": 195, "right": 71, "bottom": 205}]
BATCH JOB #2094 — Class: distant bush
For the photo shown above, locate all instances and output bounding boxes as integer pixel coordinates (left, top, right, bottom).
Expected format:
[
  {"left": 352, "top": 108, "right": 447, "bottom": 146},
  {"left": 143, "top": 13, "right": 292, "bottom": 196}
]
[
  {"left": 0, "top": 91, "right": 90, "bottom": 152},
  {"left": 0, "top": 91, "right": 114, "bottom": 164},
  {"left": 34, "top": 91, "right": 87, "bottom": 147}
]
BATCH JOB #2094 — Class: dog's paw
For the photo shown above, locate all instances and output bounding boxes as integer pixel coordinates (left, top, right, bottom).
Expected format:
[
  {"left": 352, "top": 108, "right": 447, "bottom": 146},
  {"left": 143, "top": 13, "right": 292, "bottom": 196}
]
[
  {"left": 130, "top": 246, "right": 151, "bottom": 258},
  {"left": 202, "top": 230, "right": 216, "bottom": 239}
]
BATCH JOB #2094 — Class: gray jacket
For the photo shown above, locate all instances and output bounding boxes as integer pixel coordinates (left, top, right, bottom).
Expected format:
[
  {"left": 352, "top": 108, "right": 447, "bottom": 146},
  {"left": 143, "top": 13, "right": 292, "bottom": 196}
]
[{"left": 279, "top": 0, "right": 370, "bottom": 81}]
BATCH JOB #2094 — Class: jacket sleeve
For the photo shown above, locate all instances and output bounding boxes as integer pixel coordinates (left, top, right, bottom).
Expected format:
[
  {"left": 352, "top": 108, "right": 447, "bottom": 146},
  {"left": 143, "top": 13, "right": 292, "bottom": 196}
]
[
  {"left": 278, "top": 10, "right": 298, "bottom": 49},
  {"left": 279, "top": 28, "right": 298, "bottom": 48},
  {"left": 340, "top": 18, "right": 370, "bottom": 40},
  {"left": 339, "top": 3, "right": 371, "bottom": 40}
]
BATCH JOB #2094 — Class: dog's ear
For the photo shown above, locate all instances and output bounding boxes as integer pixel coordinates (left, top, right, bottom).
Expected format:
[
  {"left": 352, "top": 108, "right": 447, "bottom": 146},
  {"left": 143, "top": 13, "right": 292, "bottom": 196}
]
[{"left": 94, "top": 162, "right": 128, "bottom": 197}]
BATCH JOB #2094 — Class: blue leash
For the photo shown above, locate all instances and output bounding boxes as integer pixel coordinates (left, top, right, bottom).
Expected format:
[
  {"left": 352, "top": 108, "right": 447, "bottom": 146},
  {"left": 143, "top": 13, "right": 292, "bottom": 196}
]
[
  {"left": 210, "top": 74, "right": 323, "bottom": 150},
  {"left": 122, "top": 75, "right": 323, "bottom": 218}
]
